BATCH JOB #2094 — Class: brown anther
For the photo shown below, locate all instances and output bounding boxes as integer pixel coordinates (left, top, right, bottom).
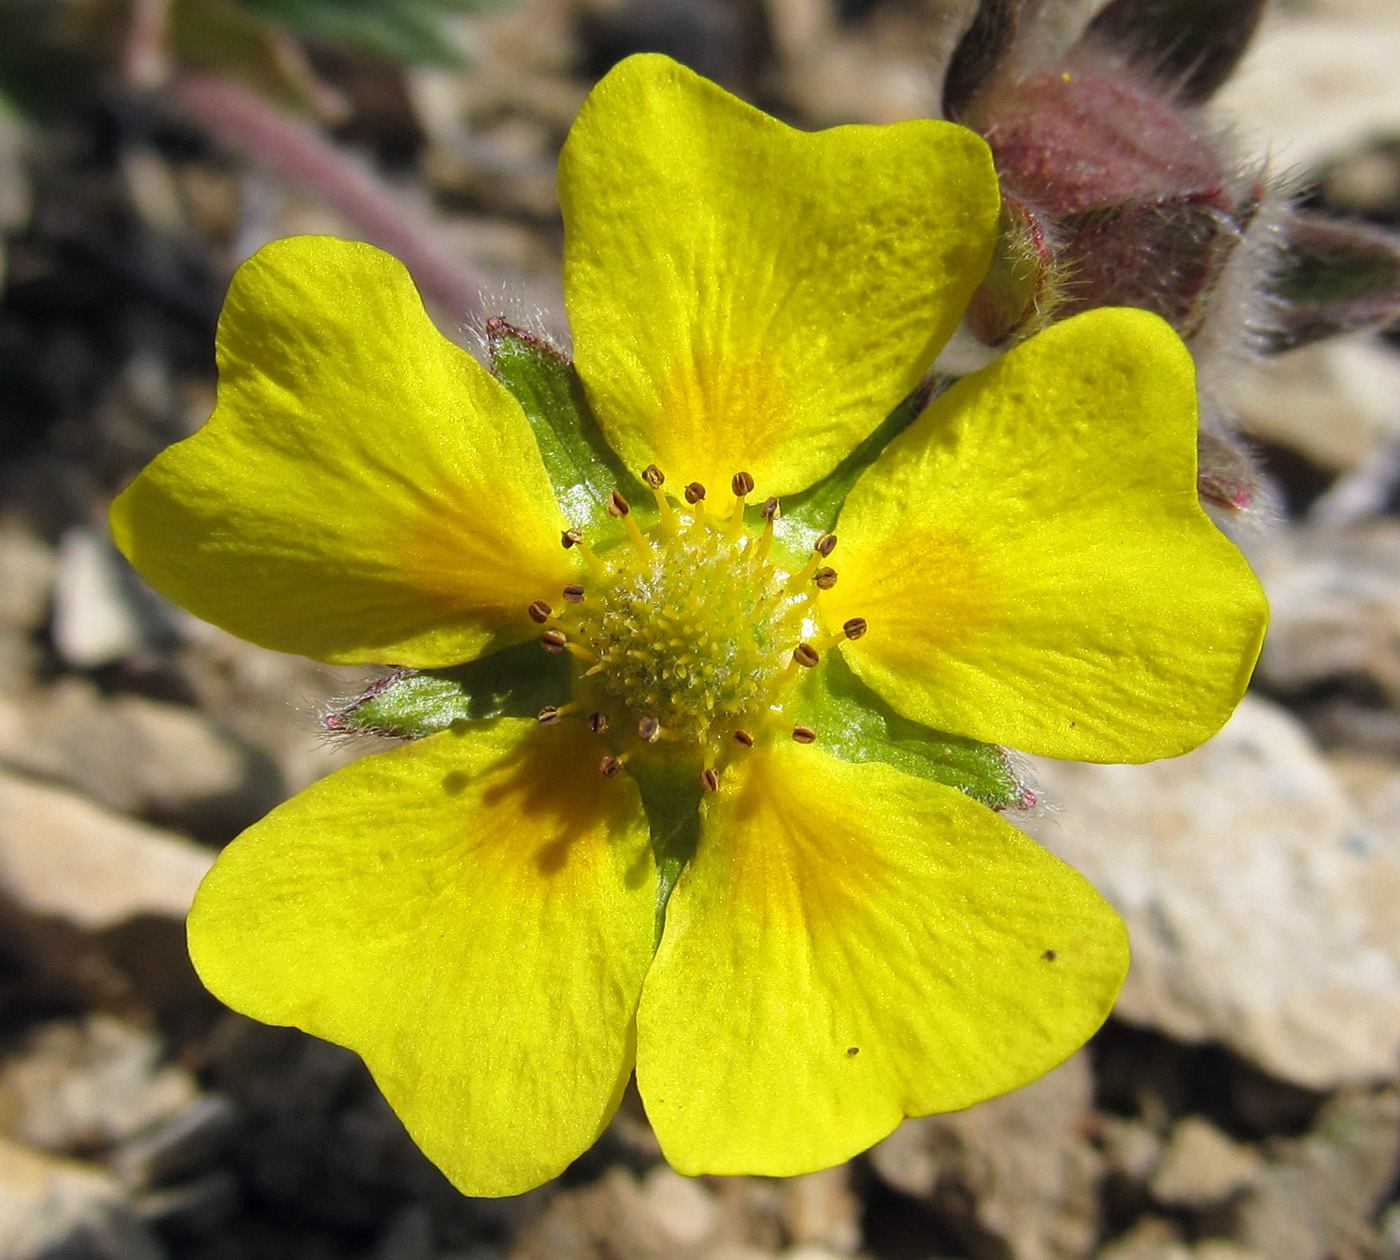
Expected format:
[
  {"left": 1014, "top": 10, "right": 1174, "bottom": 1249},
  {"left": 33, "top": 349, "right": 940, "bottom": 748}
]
[
  {"left": 684, "top": 482, "right": 706, "bottom": 504},
  {"left": 608, "top": 491, "right": 630, "bottom": 517},
  {"left": 542, "top": 629, "right": 568, "bottom": 653},
  {"left": 600, "top": 755, "right": 625, "bottom": 778},
  {"left": 537, "top": 706, "right": 562, "bottom": 726},
  {"left": 761, "top": 497, "right": 780, "bottom": 521},
  {"left": 731, "top": 471, "right": 755, "bottom": 497},
  {"left": 792, "top": 725, "right": 817, "bottom": 745},
  {"left": 588, "top": 711, "right": 609, "bottom": 734},
  {"left": 843, "top": 617, "right": 868, "bottom": 641},
  {"left": 732, "top": 729, "right": 755, "bottom": 748},
  {"left": 643, "top": 464, "right": 665, "bottom": 488},
  {"left": 699, "top": 767, "right": 720, "bottom": 793},
  {"left": 561, "top": 528, "right": 583, "bottom": 549},
  {"left": 815, "top": 533, "right": 837, "bottom": 557},
  {"left": 814, "top": 567, "right": 838, "bottom": 590},
  {"left": 563, "top": 584, "right": 585, "bottom": 604},
  {"left": 638, "top": 715, "right": 661, "bottom": 743},
  {"left": 528, "top": 600, "right": 552, "bottom": 624},
  {"left": 792, "top": 643, "right": 820, "bottom": 668}
]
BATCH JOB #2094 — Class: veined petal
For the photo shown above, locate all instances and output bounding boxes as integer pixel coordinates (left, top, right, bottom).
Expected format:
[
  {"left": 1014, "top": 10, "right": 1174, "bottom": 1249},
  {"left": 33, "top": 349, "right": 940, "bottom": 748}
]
[
  {"left": 561, "top": 54, "right": 999, "bottom": 498},
  {"left": 636, "top": 741, "right": 1126, "bottom": 1177},
  {"left": 825, "top": 308, "right": 1268, "bottom": 763},
  {"left": 111, "top": 237, "right": 575, "bottom": 667},
  {"left": 188, "top": 719, "right": 656, "bottom": 1197}
]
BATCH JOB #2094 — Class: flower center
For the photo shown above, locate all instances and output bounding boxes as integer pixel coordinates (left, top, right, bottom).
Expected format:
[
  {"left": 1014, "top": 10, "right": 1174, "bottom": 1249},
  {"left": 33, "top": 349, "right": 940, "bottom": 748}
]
[{"left": 528, "top": 468, "right": 866, "bottom": 791}]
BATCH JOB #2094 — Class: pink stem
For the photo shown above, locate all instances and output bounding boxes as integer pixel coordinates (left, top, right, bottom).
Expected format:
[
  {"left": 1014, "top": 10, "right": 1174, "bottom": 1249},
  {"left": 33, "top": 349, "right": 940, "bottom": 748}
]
[{"left": 168, "top": 72, "right": 490, "bottom": 318}]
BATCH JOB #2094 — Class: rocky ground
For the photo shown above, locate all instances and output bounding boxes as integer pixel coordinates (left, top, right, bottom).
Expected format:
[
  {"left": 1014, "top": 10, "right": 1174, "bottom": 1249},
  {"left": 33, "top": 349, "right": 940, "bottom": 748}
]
[{"left": 3, "top": 0, "right": 1400, "bottom": 1257}]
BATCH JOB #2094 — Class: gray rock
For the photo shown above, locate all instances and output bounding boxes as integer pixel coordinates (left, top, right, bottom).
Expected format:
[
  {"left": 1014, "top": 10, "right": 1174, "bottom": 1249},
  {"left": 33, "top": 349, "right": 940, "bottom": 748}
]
[
  {"left": 0, "top": 1136, "right": 164, "bottom": 1260},
  {"left": 869, "top": 1051, "right": 1101, "bottom": 1260},
  {"left": 1235, "top": 1087, "right": 1400, "bottom": 1260},
  {"left": 0, "top": 769, "right": 212, "bottom": 932},
  {"left": 0, "top": 678, "right": 276, "bottom": 837},
  {"left": 0, "top": 1016, "right": 198, "bottom": 1156},
  {"left": 1024, "top": 696, "right": 1400, "bottom": 1088},
  {"left": 1149, "top": 1118, "right": 1260, "bottom": 1208}
]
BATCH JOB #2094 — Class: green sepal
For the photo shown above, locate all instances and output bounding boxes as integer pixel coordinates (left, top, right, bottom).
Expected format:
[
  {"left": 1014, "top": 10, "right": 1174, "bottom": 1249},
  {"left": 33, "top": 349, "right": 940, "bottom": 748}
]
[
  {"left": 325, "top": 639, "right": 569, "bottom": 739},
  {"left": 487, "top": 320, "right": 636, "bottom": 534},
  {"left": 628, "top": 758, "right": 703, "bottom": 950},
  {"left": 778, "top": 378, "right": 940, "bottom": 546},
  {"left": 789, "top": 653, "right": 1026, "bottom": 810}
]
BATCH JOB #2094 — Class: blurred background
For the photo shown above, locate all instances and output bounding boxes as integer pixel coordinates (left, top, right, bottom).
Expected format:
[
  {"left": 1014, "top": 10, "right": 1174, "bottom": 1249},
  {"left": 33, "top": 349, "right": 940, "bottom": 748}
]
[{"left": 2, "top": 0, "right": 1400, "bottom": 1256}]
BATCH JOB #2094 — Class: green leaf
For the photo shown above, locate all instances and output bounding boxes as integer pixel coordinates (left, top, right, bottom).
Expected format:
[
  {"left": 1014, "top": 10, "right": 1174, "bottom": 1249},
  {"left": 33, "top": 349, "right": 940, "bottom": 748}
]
[
  {"left": 235, "top": 0, "right": 496, "bottom": 65},
  {"left": 488, "top": 319, "right": 636, "bottom": 534},
  {"left": 326, "top": 639, "right": 568, "bottom": 738},
  {"left": 789, "top": 653, "right": 1026, "bottom": 810}
]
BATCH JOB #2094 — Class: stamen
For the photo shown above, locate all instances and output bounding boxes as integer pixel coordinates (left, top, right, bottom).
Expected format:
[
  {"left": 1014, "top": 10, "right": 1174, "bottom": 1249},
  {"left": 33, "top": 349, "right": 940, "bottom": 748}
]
[
  {"left": 542, "top": 629, "right": 568, "bottom": 653},
  {"left": 561, "top": 528, "right": 605, "bottom": 574},
  {"left": 699, "top": 767, "right": 720, "bottom": 792},
  {"left": 733, "top": 729, "right": 755, "bottom": 748},
  {"left": 755, "top": 498, "right": 779, "bottom": 562},
  {"left": 725, "top": 470, "right": 754, "bottom": 540},
  {"left": 816, "top": 533, "right": 838, "bottom": 557},
  {"left": 792, "top": 725, "right": 817, "bottom": 745},
  {"left": 565, "top": 641, "right": 598, "bottom": 664},
  {"left": 644, "top": 464, "right": 680, "bottom": 538},
  {"left": 528, "top": 600, "right": 552, "bottom": 625},
  {"left": 588, "top": 711, "right": 609, "bottom": 733},
  {"left": 793, "top": 643, "right": 820, "bottom": 668},
  {"left": 814, "top": 618, "right": 868, "bottom": 652},
  {"left": 684, "top": 482, "right": 706, "bottom": 505},
  {"left": 600, "top": 754, "right": 628, "bottom": 777},
  {"left": 609, "top": 491, "right": 652, "bottom": 557},
  {"left": 563, "top": 584, "right": 585, "bottom": 604},
  {"left": 638, "top": 715, "right": 661, "bottom": 744},
  {"left": 814, "top": 567, "right": 838, "bottom": 590}
]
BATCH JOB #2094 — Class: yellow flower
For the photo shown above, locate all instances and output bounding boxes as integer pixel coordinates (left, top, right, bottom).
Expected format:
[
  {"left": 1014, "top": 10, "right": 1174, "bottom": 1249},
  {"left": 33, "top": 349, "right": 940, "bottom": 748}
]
[{"left": 110, "top": 54, "right": 1267, "bottom": 1196}]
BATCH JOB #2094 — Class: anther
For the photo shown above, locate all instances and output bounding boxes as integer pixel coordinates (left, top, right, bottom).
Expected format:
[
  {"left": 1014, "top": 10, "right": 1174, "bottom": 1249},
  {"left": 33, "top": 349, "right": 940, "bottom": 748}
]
[
  {"left": 600, "top": 755, "right": 626, "bottom": 777},
  {"left": 761, "top": 497, "right": 779, "bottom": 521},
  {"left": 731, "top": 471, "right": 755, "bottom": 497},
  {"left": 563, "top": 584, "right": 585, "bottom": 603},
  {"left": 542, "top": 629, "right": 567, "bottom": 652},
  {"left": 528, "top": 600, "right": 552, "bottom": 624},
  {"left": 561, "top": 529, "right": 582, "bottom": 549},
  {"left": 684, "top": 482, "right": 706, "bottom": 505},
  {"left": 588, "top": 711, "right": 609, "bottom": 734},
  {"left": 793, "top": 642, "right": 820, "bottom": 668},
  {"left": 643, "top": 464, "right": 665, "bottom": 488},
  {"left": 608, "top": 491, "right": 630, "bottom": 517},
  {"left": 700, "top": 767, "right": 720, "bottom": 792},
  {"left": 843, "top": 617, "right": 868, "bottom": 640},
  {"left": 537, "top": 706, "right": 562, "bottom": 726},
  {"left": 638, "top": 715, "right": 661, "bottom": 743},
  {"left": 814, "top": 567, "right": 838, "bottom": 590},
  {"left": 792, "top": 725, "right": 817, "bottom": 744},
  {"left": 733, "top": 729, "right": 755, "bottom": 748},
  {"left": 816, "top": 534, "right": 837, "bottom": 557}
]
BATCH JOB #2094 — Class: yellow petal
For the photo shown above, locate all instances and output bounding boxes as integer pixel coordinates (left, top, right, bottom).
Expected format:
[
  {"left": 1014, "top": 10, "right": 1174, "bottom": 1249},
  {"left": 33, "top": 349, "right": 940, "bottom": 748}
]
[
  {"left": 636, "top": 741, "right": 1126, "bottom": 1176},
  {"left": 111, "top": 237, "right": 575, "bottom": 667},
  {"left": 560, "top": 54, "right": 998, "bottom": 498},
  {"left": 825, "top": 308, "right": 1268, "bottom": 762},
  {"left": 188, "top": 719, "right": 656, "bottom": 1197}
]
